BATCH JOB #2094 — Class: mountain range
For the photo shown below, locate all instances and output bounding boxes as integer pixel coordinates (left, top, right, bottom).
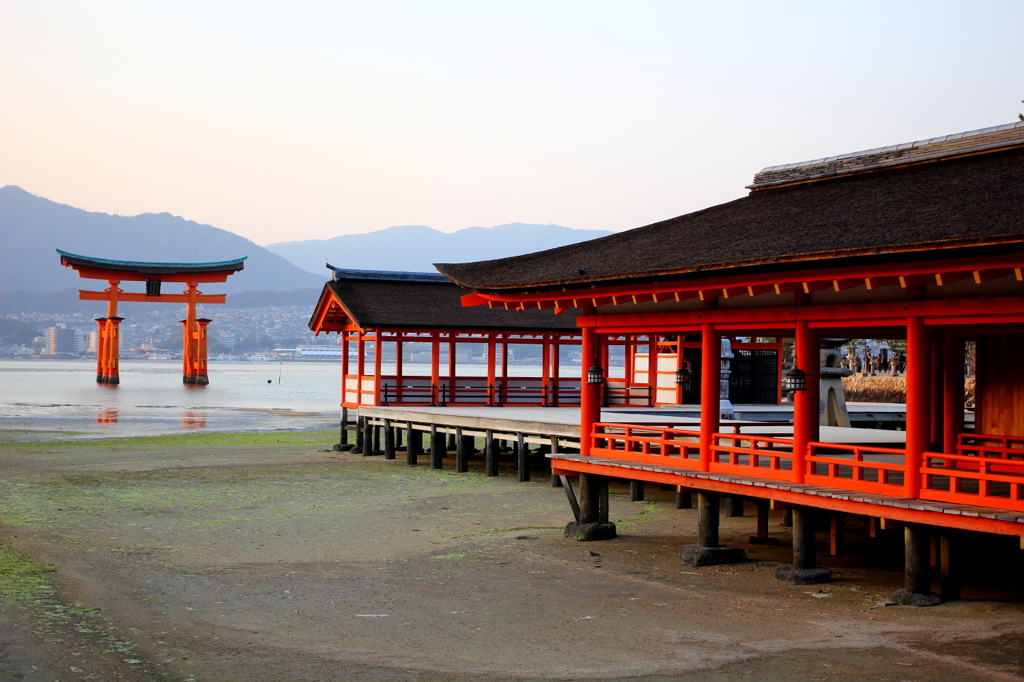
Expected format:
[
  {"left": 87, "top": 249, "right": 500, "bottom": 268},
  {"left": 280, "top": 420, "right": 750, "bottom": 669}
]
[
  {"left": 265, "top": 224, "right": 613, "bottom": 276},
  {"left": 0, "top": 186, "right": 322, "bottom": 295},
  {"left": 0, "top": 185, "right": 612, "bottom": 311}
]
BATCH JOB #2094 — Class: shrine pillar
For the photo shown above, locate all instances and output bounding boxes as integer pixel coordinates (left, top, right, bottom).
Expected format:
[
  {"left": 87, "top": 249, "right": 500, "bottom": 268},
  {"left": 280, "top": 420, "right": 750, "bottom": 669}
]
[
  {"left": 905, "top": 317, "right": 930, "bottom": 498},
  {"left": 699, "top": 324, "right": 721, "bottom": 472},
  {"left": 195, "top": 318, "right": 212, "bottom": 385},
  {"left": 94, "top": 317, "right": 108, "bottom": 383},
  {"left": 793, "top": 321, "right": 820, "bottom": 484},
  {"left": 942, "top": 329, "right": 965, "bottom": 453},
  {"left": 106, "top": 317, "right": 123, "bottom": 385},
  {"left": 579, "top": 310, "right": 601, "bottom": 457},
  {"left": 181, "top": 283, "right": 199, "bottom": 385}
]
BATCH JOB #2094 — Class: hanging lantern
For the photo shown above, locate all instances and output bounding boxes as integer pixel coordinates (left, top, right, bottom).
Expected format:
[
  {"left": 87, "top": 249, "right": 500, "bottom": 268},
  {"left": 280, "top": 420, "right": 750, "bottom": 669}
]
[
  {"left": 586, "top": 365, "right": 605, "bottom": 385},
  {"left": 782, "top": 364, "right": 807, "bottom": 395},
  {"left": 675, "top": 361, "right": 691, "bottom": 390}
]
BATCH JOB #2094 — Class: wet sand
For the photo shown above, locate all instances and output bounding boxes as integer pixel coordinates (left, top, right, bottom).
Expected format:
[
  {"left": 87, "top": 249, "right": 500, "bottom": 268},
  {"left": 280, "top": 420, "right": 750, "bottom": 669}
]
[{"left": 1, "top": 431, "right": 1023, "bottom": 681}]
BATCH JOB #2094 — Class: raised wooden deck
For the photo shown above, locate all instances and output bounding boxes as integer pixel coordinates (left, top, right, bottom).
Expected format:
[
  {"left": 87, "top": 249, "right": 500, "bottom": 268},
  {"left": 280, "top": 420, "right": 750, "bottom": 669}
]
[
  {"left": 549, "top": 452, "right": 1024, "bottom": 538},
  {"left": 354, "top": 405, "right": 1024, "bottom": 540}
]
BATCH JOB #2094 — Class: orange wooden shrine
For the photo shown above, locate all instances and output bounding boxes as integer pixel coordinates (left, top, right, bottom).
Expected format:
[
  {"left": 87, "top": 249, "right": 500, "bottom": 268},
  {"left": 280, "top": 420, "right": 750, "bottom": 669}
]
[{"left": 439, "top": 122, "right": 1024, "bottom": 600}]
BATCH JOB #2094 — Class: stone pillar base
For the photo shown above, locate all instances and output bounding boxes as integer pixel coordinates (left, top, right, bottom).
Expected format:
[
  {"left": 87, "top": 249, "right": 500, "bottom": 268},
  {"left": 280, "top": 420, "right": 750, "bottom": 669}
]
[
  {"left": 890, "top": 588, "right": 943, "bottom": 607},
  {"left": 564, "top": 522, "right": 616, "bottom": 542},
  {"left": 774, "top": 564, "right": 832, "bottom": 584},
  {"left": 678, "top": 545, "right": 746, "bottom": 567}
]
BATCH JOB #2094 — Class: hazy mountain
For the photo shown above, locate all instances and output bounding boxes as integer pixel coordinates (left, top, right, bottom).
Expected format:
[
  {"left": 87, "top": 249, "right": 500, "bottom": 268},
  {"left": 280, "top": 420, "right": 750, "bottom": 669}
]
[
  {"left": 0, "top": 186, "right": 323, "bottom": 294},
  {"left": 265, "top": 223, "right": 614, "bottom": 276}
]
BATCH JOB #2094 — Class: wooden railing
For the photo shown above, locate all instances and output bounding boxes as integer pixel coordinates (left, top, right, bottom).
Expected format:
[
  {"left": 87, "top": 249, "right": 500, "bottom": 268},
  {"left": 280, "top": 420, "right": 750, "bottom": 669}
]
[
  {"left": 922, "top": 450, "right": 1024, "bottom": 512},
  {"left": 711, "top": 434, "right": 795, "bottom": 481},
  {"left": 373, "top": 377, "right": 583, "bottom": 407},
  {"left": 805, "top": 443, "right": 907, "bottom": 495},
  {"left": 586, "top": 422, "right": 1024, "bottom": 513},
  {"left": 591, "top": 424, "right": 701, "bottom": 468}
]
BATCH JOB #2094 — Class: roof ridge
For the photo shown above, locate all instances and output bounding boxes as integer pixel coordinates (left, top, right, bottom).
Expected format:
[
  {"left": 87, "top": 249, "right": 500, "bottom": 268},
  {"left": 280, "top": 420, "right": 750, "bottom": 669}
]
[
  {"left": 750, "top": 121, "right": 1024, "bottom": 190},
  {"left": 326, "top": 264, "right": 450, "bottom": 283}
]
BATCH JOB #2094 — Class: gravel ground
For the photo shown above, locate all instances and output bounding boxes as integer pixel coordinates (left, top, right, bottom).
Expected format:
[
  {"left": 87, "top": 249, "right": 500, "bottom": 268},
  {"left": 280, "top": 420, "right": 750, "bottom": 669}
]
[{"left": 1, "top": 431, "right": 1023, "bottom": 681}]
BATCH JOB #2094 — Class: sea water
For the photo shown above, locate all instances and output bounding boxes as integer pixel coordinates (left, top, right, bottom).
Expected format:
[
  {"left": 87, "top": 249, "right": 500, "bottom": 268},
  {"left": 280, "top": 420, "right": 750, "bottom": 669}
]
[
  {"left": 0, "top": 359, "right": 341, "bottom": 440},
  {"left": 0, "top": 359, "right": 584, "bottom": 440}
]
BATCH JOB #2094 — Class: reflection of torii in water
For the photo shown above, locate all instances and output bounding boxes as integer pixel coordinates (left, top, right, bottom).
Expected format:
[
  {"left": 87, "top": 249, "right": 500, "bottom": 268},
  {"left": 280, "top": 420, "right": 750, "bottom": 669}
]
[{"left": 57, "top": 250, "right": 246, "bottom": 385}]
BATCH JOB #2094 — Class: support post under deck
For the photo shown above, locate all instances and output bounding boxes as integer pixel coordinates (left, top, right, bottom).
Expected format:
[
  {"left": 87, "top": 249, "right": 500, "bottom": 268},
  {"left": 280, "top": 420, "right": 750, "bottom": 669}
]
[
  {"left": 430, "top": 425, "right": 445, "bottom": 469},
  {"left": 564, "top": 473, "right": 615, "bottom": 541},
  {"left": 775, "top": 506, "right": 831, "bottom": 584},
  {"left": 679, "top": 491, "right": 746, "bottom": 566},
  {"left": 485, "top": 429, "right": 499, "bottom": 476},
  {"left": 892, "top": 524, "right": 942, "bottom": 606},
  {"left": 406, "top": 422, "right": 421, "bottom": 466}
]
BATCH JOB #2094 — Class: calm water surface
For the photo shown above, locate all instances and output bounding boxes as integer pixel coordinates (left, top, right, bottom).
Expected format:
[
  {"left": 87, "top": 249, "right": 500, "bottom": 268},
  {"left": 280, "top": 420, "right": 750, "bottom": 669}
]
[
  {"left": 0, "top": 359, "right": 584, "bottom": 440},
  {"left": 0, "top": 359, "right": 342, "bottom": 440}
]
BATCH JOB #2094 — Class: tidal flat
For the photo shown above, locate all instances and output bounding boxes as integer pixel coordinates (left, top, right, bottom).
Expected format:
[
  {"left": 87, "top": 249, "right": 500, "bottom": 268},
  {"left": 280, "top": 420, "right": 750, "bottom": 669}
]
[{"left": 1, "top": 430, "right": 1023, "bottom": 682}]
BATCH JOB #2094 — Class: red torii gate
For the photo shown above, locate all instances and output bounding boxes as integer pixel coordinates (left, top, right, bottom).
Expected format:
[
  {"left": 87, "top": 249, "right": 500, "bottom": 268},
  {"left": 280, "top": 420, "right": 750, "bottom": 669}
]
[{"left": 58, "top": 250, "right": 246, "bottom": 385}]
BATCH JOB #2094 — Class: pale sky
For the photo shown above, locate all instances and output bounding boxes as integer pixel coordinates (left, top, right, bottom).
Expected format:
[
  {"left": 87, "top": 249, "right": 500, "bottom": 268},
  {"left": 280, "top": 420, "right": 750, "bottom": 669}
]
[{"left": 2, "top": 1, "right": 1022, "bottom": 246}]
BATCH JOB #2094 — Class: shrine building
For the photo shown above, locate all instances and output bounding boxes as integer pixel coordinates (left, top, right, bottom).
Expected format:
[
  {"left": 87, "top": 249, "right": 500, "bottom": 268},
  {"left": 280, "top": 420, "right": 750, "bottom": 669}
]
[
  {"left": 436, "top": 121, "right": 1024, "bottom": 604},
  {"left": 308, "top": 266, "right": 586, "bottom": 444}
]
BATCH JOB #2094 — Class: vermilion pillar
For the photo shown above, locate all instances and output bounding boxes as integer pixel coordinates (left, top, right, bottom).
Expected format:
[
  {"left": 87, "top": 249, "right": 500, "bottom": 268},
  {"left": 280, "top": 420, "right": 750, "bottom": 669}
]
[
  {"left": 195, "top": 318, "right": 211, "bottom": 385},
  {"left": 649, "top": 335, "right": 659, "bottom": 406},
  {"left": 580, "top": 311, "right": 601, "bottom": 457},
  {"left": 700, "top": 324, "right": 721, "bottom": 472},
  {"left": 180, "top": 319, "right": 194, "bottom": 384},
  {"left": 930, "top": 332, "right": 945, "bottom": 451},
  {"left": 106, "top": 317, "right": 123, "bottom": 385},
  {"left": 905, "top": 316, "right": 930, "bottom": 498},
  {"left": 793, "top": 321, "right": 820, "bottom": 484},
  {"left": 942, "top": 329, "right": 965, "bottom": 454},
  {"left": 181, "top": 283, "right": 200, "bottom": 385},
  {"left": 95, "top": 317, "right": 108, "bottom": 383},
  {"left": 486, "top": 333, "right": 497, "bottom": 405}
]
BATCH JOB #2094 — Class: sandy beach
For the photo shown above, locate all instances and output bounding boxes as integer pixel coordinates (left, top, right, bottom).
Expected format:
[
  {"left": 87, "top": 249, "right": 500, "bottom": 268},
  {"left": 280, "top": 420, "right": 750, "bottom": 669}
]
[{"left": 1, "top": 429, "right": 1023, "bottom": 682}]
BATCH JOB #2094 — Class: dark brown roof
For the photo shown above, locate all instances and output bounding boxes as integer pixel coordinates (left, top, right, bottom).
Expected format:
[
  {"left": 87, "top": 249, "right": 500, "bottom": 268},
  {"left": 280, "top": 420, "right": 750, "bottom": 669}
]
[
  {"left": 309, "top": 269, "right": 578, "bottom": 332},
  {"left": 437, "top": 136, "right": 1024, "bottom": 293}
]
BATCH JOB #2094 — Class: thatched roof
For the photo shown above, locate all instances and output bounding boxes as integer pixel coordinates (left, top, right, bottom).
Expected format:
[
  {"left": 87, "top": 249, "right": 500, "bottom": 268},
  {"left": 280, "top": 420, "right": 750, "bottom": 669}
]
[{"left": 437, "top": 124, "right": 1024, "bottom": 293}]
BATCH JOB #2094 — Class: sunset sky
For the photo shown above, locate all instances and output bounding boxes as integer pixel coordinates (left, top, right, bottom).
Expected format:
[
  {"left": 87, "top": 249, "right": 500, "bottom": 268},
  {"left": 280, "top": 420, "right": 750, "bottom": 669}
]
[{"left": 2, "top": 1, "right": 1022, "bottom": 245}]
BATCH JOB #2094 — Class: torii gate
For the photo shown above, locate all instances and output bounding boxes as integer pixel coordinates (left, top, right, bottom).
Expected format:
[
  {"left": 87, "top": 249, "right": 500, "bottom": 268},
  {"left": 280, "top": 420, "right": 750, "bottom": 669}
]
[{"left": 58, "top": 250, "right": 246, "bottom": 385}]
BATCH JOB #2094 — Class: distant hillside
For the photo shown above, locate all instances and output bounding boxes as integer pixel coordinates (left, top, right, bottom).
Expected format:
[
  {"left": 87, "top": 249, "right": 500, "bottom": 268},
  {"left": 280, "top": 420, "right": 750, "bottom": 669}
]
[
  {"left": 0, "top": 186, "right": 323, "bottom": 294},
  {"left": 0, "top": 287, "right": 323, "bottom": 315},
  {"left": 265, "top": 223, "right": 614, "bottom": 276}
]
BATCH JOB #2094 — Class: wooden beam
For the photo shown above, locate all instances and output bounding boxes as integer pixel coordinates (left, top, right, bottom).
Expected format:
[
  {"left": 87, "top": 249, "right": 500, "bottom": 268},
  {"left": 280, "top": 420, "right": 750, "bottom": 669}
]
[{"left": 78, "top": 291, "right": 226, "bottom": 304}]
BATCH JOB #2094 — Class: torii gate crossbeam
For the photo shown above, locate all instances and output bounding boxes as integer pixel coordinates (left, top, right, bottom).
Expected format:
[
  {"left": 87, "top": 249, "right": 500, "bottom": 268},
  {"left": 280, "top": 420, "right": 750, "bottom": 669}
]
[{"left": 58, "top": 250, "right": 246, "bottom": 385}]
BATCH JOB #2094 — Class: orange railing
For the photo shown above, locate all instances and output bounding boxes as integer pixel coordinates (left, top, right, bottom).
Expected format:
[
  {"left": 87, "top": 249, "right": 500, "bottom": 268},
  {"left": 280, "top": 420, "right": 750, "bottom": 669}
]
[
  {"left": 805, "top": 443, "right": 908, "bottom": 495},
  {"left": 922, "top": 450, "right": 1024, "bottom": 512},
  {"left": 957, "top": 433, "right": 1024, "bottom": 458},
  {"left": 710, "top": 434, "right": 796, "bottom": 481},
  {"left": 591, "top": 423, "right": 702, "bottom": 468},
  {"left": 585, "top": 422, "right": 1024, "bottom": 514}
]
